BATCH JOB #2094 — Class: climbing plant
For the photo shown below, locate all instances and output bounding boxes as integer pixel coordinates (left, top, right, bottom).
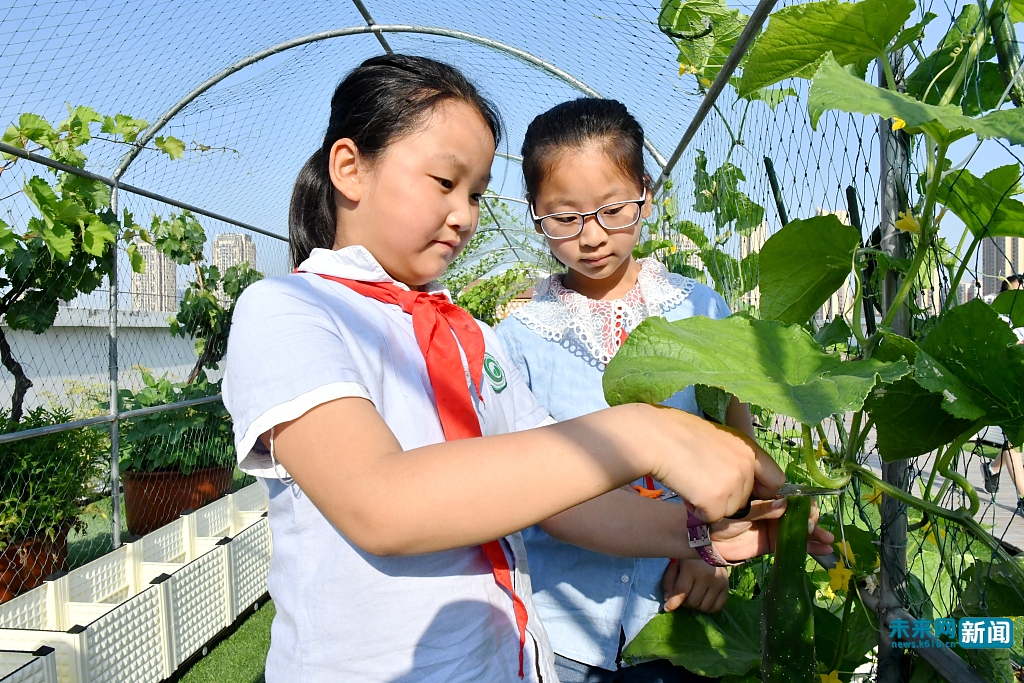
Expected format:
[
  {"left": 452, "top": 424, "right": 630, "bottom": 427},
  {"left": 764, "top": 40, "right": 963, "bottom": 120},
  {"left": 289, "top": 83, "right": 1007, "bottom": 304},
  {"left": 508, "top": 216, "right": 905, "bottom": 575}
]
[{"left": 616, "top": 0, "right": 1024, "bottom": 681}]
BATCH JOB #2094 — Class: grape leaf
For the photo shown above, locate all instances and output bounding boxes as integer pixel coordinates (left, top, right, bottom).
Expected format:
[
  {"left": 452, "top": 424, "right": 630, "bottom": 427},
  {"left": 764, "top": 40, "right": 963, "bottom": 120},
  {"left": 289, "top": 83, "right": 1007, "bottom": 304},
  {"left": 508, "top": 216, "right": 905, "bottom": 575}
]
[
  {"left": 154, "top": 135, "right": 185, "bottom": 160},
  {"left": 603, "top": 314, "right": 909, "bottom": 425},
  {"left": 758, "top": 214, "right": 860, "bottom": 324},
  {"left": 808, "top": 54, "right": 1024, "bottom": 146},
  {"left": 935, "top": 166, "right": 1024, "bottom": 239},
  {"left": 622, "top": 594, "right": 762, "bottom": 676},
  {"left": 81, "top": 216, "right": 116, "bottom": 257},
  {"left": 737, "top": 0, "right": 914, "bottom": 96},
  {"left": 126, "top": 242, "right": 146, "bottom": 274},
  {"left": 0, "top": 219, "right": 16, "bottom": 252}
]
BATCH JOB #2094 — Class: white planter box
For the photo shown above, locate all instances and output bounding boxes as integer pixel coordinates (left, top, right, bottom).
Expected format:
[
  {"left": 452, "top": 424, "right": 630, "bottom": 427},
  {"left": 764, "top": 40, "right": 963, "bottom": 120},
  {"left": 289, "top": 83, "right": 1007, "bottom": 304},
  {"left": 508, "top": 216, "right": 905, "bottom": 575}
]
[
  {"left": 0, "top": 646, "right": 57, "bottom": 683},
  {"left": 0, "top": 483, "right": 271, "bottom": 683}
]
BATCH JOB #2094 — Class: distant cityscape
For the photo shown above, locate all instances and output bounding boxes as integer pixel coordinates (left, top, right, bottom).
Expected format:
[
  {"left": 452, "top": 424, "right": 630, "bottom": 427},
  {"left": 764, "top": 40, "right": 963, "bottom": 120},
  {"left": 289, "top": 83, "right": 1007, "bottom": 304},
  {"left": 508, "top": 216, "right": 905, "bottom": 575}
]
[{"left": 131, "top": 233, "right": 258, "bottom": 312}]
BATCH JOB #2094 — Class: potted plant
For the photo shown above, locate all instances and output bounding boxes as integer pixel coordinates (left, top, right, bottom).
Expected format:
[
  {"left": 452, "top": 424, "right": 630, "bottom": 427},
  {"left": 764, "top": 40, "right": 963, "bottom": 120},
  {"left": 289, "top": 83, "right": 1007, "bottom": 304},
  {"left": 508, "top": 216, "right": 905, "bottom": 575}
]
[
  {"left": 118, "top": 371, "right": 236, "bottom": 535},
  {"left": 0, "top": 406, "right": 106, "bottom": 603},
  {"left": 118, "top": 211, "right": 262, "bottom": 535}
]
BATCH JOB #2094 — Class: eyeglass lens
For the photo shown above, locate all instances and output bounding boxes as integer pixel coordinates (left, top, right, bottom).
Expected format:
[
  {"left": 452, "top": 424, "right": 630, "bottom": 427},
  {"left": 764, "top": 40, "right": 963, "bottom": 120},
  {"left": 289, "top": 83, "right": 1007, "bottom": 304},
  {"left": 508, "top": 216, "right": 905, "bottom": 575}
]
[{"left": 540, "top": 201, "right": 641, "bottom": 238}]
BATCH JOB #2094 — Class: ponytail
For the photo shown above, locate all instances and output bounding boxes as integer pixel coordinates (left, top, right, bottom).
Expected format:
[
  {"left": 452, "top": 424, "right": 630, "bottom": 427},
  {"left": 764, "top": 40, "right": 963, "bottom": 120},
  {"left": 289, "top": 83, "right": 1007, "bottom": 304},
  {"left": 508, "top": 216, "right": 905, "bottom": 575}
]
[{"left": 289, "top": 54, "right": 502, "bottom": 268}]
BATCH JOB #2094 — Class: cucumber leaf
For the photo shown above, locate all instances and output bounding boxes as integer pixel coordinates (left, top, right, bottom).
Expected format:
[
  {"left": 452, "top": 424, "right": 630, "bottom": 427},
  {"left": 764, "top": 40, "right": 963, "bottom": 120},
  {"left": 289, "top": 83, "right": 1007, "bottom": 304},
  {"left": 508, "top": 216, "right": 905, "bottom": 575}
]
[
  {"left": 814, "top": 317, "right": 853, "bottom": 348},
  {"left": 992, "top": 290, "right": 1024, "bottom": 328},
  {"left": 603, "top": 314, "right": 909, "bottom": 425},
  {"left": 808, "top": 54, "right": 1024, "bottom": 146},
  {"left": 918, "top": 299, "right": 1024, "bottom": 447},
  {"left": 661, "top": 0, "right": 749, "bottom": 82},
  {"left": 622, "top": 594, "right": 762, "bottom": 677},
  {"left": 737, "top": 0, "right": 914, "bottom": 96},
  {"left": 864, "top": 376, "right": 975, "bottom": 460},
  {"left": 758, "top": 214, "right": 860, "bottom": 324},
  {"left": 935, "top": 165, "right": 1024, "bottom": 240}
]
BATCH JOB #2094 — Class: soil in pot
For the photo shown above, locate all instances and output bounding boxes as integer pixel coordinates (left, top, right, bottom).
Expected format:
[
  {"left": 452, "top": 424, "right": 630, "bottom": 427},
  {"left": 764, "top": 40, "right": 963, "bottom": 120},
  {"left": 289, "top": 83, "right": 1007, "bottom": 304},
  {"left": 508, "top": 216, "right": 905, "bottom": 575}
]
[
  {"left": 0, "top": 526, "right": 70, "bottom": 604},
  {"left": 123, "top": 465, "right": 234, "bottom": 536}
]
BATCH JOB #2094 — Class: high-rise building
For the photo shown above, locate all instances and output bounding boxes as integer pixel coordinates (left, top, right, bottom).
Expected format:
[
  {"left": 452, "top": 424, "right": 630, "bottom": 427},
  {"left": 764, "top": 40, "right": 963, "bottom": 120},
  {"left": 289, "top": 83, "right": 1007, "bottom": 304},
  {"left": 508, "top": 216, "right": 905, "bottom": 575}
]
[
  {"left": 131, "top": 242, "right": 177, "bottom": 312},
  {"left": 739, "top": 222, "right": 770, "bottom": 309},
  {"left": 981, "top": 236, "right": 1024, "bottom": 296},
  {"left": 211, "top": 233, "right": 258, "bottom": 304}
]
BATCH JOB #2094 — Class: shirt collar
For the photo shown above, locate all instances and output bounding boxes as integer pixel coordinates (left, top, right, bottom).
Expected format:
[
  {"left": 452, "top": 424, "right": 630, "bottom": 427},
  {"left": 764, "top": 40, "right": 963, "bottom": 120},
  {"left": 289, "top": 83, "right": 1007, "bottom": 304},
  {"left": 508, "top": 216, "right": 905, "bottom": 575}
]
[{"left": 297, "top": 246, "right": 451, "bottom": 297}]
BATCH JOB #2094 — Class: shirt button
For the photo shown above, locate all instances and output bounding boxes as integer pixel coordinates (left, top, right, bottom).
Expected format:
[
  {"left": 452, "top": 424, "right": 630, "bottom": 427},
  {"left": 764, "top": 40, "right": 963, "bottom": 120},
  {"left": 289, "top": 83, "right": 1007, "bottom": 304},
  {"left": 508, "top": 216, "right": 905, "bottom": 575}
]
[{"left": 620, "top": 574, "right": 630, "bottom": 583}]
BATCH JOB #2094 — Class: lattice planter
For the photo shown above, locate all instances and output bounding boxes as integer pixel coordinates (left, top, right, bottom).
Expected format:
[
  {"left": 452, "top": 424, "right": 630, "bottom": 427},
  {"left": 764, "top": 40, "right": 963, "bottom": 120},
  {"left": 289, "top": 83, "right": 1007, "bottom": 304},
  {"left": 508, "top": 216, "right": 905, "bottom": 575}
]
[
  {"left": 0, "top": 484, "right": 270, "bottom": 683},
  {"left": 0, "top": 646, "right": 57, "bottom": 683}
]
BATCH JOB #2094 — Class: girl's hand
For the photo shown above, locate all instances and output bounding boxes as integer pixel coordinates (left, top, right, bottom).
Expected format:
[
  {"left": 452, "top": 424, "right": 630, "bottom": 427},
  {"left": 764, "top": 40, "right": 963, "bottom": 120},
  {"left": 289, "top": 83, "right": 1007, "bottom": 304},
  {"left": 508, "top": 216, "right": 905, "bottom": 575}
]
[
  {"left": 641, "top": 405, "right": 786, "bottom": 522},
  {"left": 662, "top": 559, "right": 729, "bottom": 613},
  {"left": 709, "top": 498, "right": 836, "bottom": 562}
]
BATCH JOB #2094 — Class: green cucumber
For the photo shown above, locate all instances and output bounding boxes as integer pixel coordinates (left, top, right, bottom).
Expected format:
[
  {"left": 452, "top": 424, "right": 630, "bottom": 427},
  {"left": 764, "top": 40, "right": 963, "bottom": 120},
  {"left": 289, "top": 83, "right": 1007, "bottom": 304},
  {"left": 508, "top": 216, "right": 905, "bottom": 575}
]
[{"left": 761, "top": 495, "right": 815, "bottom": 683}]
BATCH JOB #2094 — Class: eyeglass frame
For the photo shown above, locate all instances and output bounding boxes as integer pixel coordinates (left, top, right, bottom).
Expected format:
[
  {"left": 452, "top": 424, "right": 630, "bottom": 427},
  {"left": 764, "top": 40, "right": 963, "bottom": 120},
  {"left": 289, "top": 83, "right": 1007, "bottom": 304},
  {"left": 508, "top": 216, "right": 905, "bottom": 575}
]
[{"left": 530, "top": 188, "right": 648, "bottom": 240}]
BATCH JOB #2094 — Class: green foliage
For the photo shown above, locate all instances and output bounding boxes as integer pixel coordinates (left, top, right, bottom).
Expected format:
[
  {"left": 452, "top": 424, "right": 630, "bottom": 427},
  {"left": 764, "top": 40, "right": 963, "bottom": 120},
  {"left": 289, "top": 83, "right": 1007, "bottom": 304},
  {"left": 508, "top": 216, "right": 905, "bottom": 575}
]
[
  {"left": 603, "top": 314, "right": 909, "bottom": 425},
  {"left": 738, "top": 0, "right": 914, "bottom": 96},
  {"left": 864, "top": 376, "right": 973, "bottom": 460},
  {"left": 118, "top": 370, "right": 233, "bottom": 475},
  {"left": 0, "top": 406, "right": 107, "bottom": 549},
  {"left": 454, "top": 264, "right": 531, "bottom": 327},
  {"left": 660, "top": 0, "right": 749, "bottom": 83},
  {"left": 814, "top": 317, "right": 852, "bottom": 348},
  {"left": 935, "top": 165, "right": 1024, "bottom": 239},
  {"left": 621, "top": 594, "right": 762, "bottom": 676},
  {"left": 148, "top": 211, "right": 264, "bottom": 381},
  {"left": 808, "top": 53, "right": 1024, "bottom": 146},
  {"left": 758, "top": 215, "right": 861, "bottom": 324},
  {"left": 692, "top": 150, "right": 765, "bottom": 236},
  {"left": 992, "top": 290, "right": 1024, "bottom": 327}
]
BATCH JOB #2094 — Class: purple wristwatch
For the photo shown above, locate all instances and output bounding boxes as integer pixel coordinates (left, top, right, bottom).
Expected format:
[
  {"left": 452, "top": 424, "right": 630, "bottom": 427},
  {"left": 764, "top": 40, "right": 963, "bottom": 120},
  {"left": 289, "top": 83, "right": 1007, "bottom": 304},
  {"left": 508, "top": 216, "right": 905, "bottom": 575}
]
[{"left": 687, "top": 510, "right": 742, "bottom": 567}]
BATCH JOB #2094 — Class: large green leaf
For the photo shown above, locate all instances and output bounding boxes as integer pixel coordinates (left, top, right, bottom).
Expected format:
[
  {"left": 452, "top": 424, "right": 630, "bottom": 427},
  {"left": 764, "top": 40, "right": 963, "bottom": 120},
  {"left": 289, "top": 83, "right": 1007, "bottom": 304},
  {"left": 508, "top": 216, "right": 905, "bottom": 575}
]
[
  {"left": 918, "top": 299, "right": 1024, "bottom": 446},
  {"left": 959, "top": 559, "right": 1024, "bottom": 618},
  {"left": 661, "top": 0, "right": 748, "bottom": 82},
  {"left": 935, "top": 166, "right": 1024, "bottom": 239},
  {"left": 912, "top": 350, "right": 986, "bottom": 420},
  {"left": 737, "top": 0, "right": 914, "bottom": 96},
  {"left": 864, "top": 375, "right": 974, "bottom": 460},
  {"left": 808, "top": 54, "right": 1024, "bottom": 146},
  {"left": 758, "top": 214, "right": 860, "bottom": 324},
  {"left": 692, "top": 151, "right": 765, "bottom": 234},
  {"left": 622, "top": 594, "right": 761, "bottom": 677},
  {"left": 992, "top": 290, "right": 1024, "bottom": 328},
  {"left": 603, "top": 314, "right": 909, "bottom": 424}
]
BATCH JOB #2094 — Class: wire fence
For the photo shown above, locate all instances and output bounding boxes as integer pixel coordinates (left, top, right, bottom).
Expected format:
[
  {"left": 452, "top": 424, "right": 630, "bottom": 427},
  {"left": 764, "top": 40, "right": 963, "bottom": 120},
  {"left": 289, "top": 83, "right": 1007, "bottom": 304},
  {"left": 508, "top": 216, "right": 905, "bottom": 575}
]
[{"left": 2, "top": 0, "right": 1024, "bottom": 680}]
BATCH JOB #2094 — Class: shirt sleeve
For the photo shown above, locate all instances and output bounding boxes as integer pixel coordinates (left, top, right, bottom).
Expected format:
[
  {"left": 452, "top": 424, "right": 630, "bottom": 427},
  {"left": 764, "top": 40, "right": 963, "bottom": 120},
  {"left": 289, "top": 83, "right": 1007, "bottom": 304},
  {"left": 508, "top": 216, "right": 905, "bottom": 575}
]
[
  {"left": 489, "top": 321, "right": 552, "bottom": 430},
  {"left": 223, "top": 276, "right": 374, "bottom": 478}
]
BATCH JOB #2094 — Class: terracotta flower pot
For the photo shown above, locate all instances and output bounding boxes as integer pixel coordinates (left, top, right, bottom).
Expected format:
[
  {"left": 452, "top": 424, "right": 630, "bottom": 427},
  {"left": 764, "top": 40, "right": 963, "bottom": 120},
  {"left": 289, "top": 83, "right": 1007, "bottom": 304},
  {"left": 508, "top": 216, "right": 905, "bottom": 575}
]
[
  {"left": 123, "top": 465, "right": 234, "bottom": 536},
  {"left": 0, "top": 526, "right": 69, "bottom": 604}
]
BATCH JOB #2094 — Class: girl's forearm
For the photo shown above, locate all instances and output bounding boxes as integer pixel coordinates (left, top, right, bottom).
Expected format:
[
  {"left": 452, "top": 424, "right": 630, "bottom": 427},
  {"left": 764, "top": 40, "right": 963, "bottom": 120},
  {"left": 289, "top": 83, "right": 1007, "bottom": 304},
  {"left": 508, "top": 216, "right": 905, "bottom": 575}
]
[
  {"left": 269, "top": 397, "right": 662, "bottom": 556},
  {"left": 539, "top": 488, "right": 700, "bottom": 559}
]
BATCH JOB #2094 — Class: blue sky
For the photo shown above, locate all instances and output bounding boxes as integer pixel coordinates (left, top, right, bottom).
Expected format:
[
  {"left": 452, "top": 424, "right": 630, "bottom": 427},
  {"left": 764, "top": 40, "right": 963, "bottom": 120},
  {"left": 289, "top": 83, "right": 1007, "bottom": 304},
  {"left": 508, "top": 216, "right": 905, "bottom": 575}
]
[{"left": 0, "top": 0, "right": 1021, "bottom": 286}]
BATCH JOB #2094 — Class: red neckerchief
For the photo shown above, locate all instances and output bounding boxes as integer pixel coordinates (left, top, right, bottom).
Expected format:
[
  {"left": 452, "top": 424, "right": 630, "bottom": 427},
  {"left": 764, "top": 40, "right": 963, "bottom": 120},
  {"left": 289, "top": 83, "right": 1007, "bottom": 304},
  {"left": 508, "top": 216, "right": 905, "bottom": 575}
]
[{"left": 301, "top": 271, "right": 529, "bottom": 677}]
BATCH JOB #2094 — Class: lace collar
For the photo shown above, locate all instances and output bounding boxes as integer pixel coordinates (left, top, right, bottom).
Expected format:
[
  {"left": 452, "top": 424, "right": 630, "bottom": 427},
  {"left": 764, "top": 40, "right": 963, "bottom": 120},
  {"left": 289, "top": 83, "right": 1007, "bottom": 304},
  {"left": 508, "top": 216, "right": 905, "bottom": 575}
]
[{"left": 512, "top": 258, "right": 696, "bottom": 365}]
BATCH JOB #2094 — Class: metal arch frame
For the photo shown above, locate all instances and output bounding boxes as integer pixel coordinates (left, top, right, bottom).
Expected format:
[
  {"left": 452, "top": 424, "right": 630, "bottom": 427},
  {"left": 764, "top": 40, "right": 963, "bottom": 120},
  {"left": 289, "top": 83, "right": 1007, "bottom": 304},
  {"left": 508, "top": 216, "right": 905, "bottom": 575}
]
[{"left": 111, "top": 24, "right": 669, "bottom": 182}]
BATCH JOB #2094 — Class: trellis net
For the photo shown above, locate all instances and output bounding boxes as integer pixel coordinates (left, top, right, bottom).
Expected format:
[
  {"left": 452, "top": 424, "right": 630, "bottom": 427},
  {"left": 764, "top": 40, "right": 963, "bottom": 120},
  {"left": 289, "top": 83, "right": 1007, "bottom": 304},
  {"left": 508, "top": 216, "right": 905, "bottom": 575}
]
[{"left": 1, "top": 0, "right": 1023, "bottom": 680}]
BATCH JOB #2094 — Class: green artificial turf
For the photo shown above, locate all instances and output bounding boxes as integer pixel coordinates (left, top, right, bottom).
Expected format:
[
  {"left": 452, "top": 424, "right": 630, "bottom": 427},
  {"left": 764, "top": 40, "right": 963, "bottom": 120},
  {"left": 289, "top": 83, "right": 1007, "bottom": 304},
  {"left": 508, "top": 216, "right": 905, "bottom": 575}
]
[{"left": 180, "top": 601, "right": 274, "bottom": 683}]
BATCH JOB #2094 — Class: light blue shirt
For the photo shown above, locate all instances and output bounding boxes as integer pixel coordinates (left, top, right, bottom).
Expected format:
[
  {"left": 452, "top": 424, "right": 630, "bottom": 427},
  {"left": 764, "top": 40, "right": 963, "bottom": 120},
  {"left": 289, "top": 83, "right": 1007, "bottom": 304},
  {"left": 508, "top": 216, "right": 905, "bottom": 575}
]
[{"left": 495, "top": 263, "right": 730, "bottom": 669}]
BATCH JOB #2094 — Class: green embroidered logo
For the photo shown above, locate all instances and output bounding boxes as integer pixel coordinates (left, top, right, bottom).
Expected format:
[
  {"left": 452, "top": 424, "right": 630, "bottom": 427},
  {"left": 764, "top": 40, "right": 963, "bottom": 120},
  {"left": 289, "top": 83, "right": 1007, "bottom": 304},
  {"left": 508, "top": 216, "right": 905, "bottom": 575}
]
[{"left": 483, "top": 353, "right": 507, "bottom": 393}]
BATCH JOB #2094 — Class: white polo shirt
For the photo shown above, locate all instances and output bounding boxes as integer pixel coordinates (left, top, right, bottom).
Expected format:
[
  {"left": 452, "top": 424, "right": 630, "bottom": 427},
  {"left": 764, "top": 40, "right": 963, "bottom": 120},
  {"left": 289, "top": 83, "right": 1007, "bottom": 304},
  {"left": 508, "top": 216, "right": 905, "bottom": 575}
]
[{"left": 223, "top": 246, "right": 558, "bottom": 683}]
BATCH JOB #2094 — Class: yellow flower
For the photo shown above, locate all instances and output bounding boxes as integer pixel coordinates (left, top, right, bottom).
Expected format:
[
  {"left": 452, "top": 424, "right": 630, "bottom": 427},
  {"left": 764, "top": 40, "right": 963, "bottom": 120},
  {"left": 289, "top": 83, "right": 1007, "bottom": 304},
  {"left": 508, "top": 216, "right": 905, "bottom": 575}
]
[
  {"left": 820, "top": 671, "right": 841, "bottom": 683},
  {"left": 862, "top": 487, "right": 883, "bottom": 507},
  {"left": 925, "top": 525, "right": 946, "bottom": 547},
  {"left": 895, "top": 211, "right": 921, "bottom": 233},
  {"left": 829, "top": 565, "right": 853, "bottom": 592},
  {"left": 670, "top": 245, "right": 678, "bottom": 253},
  {"left": 815, "top": 441, "right": 829, "bottom": 459},
  {"left": 679, "top": 64, "right": 698, "bottom": 76},
  {"left": 817, "top": 586, "right": 837, "bottom": 601},
  {"left": 892, "top": 116, "right": 907, "bottom": 131},
  {"left": 699, "top": 77, "right": 712, "bottom": 87},
  {"left": 836, "top": 540, "right": 856, "bottom": 567}
]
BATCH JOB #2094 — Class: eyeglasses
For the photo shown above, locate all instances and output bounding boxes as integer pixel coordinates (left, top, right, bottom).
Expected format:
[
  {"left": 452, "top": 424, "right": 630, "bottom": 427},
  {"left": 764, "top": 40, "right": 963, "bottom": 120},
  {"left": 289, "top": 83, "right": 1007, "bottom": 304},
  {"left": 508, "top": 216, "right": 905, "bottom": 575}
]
[{"left": 531, "top": 189, "right": 647, "bottom": 240}]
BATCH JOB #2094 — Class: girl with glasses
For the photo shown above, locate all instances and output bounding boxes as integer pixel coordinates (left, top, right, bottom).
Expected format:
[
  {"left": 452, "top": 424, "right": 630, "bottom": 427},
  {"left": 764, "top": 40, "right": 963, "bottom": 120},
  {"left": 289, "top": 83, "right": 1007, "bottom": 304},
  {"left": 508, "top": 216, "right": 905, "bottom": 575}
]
[
  {"left": 497, "top": 98, "right": 778, "bottom": 683},
  {"left": 225, "top": 58, "right": 828, "bottom": 682}
]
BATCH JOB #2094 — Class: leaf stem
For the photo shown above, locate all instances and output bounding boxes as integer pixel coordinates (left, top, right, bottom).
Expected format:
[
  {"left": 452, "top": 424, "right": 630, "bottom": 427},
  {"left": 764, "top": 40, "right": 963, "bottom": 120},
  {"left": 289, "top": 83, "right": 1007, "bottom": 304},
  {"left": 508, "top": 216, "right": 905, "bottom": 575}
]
[
  {"left": 803, "top": 423, "right": 852, "bottom": 488},
  {"left": 881, "top": 56, "right": 899, "bottom": 93},
  {"left": 938, "top": 23, "right": 989, "bottom": 106},
  {"left": 879, "top": 142, "right": 948, "bottom": 329},
  {"left": 828, "top": 588, "right": 856, "bottom": 674},
  {"left": 943, "top": 234, "right": 980, "bottom": 312},
  {"left": 851, "top": 250, "right": 868, "bottom": 347}
]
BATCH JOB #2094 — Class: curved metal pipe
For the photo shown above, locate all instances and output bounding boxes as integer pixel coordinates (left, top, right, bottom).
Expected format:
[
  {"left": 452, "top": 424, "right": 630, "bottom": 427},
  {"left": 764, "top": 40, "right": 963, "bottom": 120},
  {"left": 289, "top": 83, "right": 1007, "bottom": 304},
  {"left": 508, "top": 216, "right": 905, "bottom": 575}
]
[{"left": 112, "top": 24, "right": 669, "bottom": 181}]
